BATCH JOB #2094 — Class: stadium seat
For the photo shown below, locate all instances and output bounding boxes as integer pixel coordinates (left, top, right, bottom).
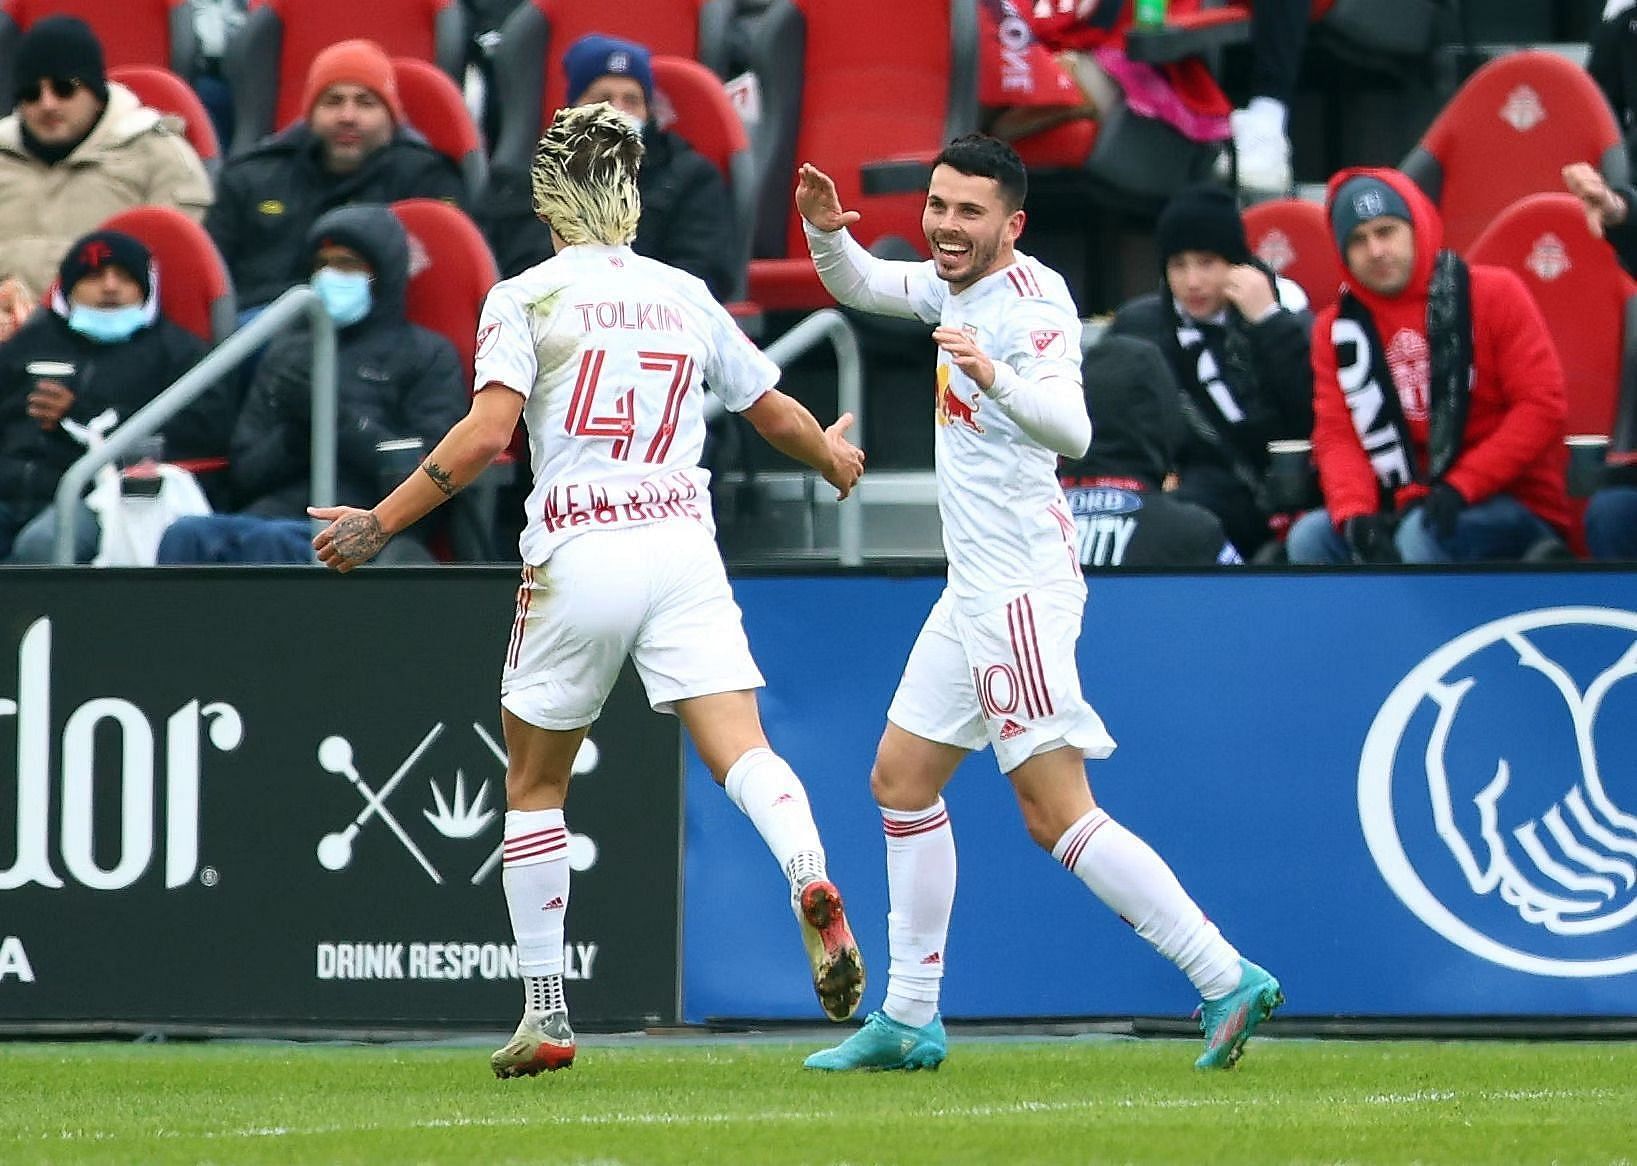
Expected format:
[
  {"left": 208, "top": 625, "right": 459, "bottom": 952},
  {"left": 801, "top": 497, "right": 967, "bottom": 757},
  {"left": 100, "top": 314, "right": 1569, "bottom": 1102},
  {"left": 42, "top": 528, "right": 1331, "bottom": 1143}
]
[
  {"left": 488, "top": 0, "right": 720, "bottom": 180},
  {"left": 391, "top": 197, "right": 506, "bottom": 561},
  {"left": 650, "top": 54, "right": 755, "bottom": 313},
  {"left": 1466, "top": 192, "right": 1637, "bottom": 441},
  {"left": 106, "top": 64, "right": 221, "bottom": 180},
  {"left": 0, "top": 0, "right": 196, "bottom": 115},
  {"left": 391, "top": 56, "right": 488, "bottom": 208},
  {"left": 720, "top": 0, "right": 979, "bottom": 311},
  {"left": 223, "top": 0, "right": 467, "bottom": 153},
  {"left": 1242, "top": 197, "right": 1345, "bottom": 313},
  {"left": 98, "top": 204, "right": 236, "bottom": 345},
  {"left": 1400, "top": 51, "right": 1629, "bottom": 254}
]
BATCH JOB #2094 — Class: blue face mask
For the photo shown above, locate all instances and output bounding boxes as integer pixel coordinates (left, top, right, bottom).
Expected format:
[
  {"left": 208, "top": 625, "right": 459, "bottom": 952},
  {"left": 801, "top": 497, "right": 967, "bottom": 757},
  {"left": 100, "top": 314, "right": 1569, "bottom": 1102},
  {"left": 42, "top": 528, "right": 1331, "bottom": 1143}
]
[
  {"left": 311, "top": 268, "right": 372, "bottom": 327},
  {"left": 66, "top": 303, "right": 148, "bottom": 344}
]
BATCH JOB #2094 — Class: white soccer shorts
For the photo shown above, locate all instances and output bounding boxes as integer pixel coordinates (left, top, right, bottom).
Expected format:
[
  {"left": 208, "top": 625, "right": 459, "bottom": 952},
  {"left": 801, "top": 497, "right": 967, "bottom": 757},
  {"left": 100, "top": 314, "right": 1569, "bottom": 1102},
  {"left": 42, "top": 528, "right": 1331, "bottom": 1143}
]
[
  {"left": 500, "top": 521, "right": 765, "bottom": 729},
  {"left": 886, "top": 581, "right": 1116, "bottom": 773}
]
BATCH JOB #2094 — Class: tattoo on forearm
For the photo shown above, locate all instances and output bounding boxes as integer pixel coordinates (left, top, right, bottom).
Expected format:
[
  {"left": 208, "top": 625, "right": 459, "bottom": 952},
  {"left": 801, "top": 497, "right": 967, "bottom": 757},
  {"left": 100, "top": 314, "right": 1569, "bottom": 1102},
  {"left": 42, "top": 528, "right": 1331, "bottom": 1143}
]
[
  {"left": 332, "top": 512, "right": 388, "bottom": 564},
  {"left": 421, "top": 458, "right": 460, "bottom": 498}
]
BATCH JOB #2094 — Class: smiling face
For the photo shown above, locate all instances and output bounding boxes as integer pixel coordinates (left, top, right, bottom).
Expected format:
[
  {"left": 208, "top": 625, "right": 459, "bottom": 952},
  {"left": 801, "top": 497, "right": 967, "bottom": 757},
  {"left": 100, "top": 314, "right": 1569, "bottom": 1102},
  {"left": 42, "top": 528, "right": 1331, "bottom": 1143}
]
[{"left": 921, "top": 164, "right": 1024, "bottom": 293}]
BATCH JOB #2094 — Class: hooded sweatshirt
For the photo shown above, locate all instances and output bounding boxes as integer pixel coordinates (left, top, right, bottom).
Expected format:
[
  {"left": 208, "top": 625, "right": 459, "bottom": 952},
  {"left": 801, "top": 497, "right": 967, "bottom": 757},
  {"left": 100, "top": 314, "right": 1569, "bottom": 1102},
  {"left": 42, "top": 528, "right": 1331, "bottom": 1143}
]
[{"left": 1311, "top": 167, "right": 1574, "bottom": 541}]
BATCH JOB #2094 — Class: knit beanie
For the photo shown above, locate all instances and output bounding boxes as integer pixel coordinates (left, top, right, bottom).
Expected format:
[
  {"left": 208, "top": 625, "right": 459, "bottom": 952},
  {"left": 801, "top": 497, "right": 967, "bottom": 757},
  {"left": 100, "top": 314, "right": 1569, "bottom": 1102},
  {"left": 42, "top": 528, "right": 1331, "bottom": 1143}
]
[
  {"left": 58, "top": 230, "right": 153, "bottom": 300},
  {"left": 1154, "top": 184, "right": 1249, "bottom": 266},
  {"left": 301, "top": 39, "right": 404, "bottom": 124},
  {"left": 13, "top": 16, "right": 107, "bottom": 104},
  {"left": 563, "top": 33, "right": 653, "bottom": 105},
  {"left": 1330, "top": 175, "right": 1413, "bottom": 253}
]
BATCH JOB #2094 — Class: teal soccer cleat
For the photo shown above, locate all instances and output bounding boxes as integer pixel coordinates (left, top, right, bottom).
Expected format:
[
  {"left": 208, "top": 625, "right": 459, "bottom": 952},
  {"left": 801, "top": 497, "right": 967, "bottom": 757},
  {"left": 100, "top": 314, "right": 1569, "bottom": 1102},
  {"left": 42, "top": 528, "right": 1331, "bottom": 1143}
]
[
  {"left": 804, "top": 1010, "right": 947, "bottom": 1072},
  {"left": 1194, "top": 959, "right": 1283, "bottom": 1070}
]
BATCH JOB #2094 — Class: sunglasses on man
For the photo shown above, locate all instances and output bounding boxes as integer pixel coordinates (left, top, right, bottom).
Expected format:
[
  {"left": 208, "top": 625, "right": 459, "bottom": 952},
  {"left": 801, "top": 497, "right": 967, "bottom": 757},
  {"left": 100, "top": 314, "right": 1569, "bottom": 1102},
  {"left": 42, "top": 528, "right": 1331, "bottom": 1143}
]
[{"left": 15, "top": 77, "right": 83, "bottom": 104}]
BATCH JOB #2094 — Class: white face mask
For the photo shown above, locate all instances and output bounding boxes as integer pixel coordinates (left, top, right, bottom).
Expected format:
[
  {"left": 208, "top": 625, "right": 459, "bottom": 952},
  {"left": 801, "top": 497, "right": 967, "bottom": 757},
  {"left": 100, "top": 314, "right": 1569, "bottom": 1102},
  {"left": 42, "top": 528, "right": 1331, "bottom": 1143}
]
[{"left": 611, "top": 108, "right": 644, "bottom": 136}]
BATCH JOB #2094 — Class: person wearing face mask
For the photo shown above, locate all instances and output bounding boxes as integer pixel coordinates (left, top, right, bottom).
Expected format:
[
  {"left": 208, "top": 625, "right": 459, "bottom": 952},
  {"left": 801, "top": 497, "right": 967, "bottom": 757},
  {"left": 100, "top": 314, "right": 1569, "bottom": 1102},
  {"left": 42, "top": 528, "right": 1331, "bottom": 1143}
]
[
  {"left": 486, "top": 33, "right": 737, "bottom": 300},
  {"left": 1108, "top": 184, "right": 1313, "bottom": 559},
  {"left": 0, "top": 230, "right": 230, "bottom": 562},
  {"left": 157, "top": 205, "right": 465, "bottom": 564},
  {"left": 206, "top": 38, "right": 465, "bottom": 315},
  {"left": 0, "top": 17, "right": 213, "bottom": 299}
]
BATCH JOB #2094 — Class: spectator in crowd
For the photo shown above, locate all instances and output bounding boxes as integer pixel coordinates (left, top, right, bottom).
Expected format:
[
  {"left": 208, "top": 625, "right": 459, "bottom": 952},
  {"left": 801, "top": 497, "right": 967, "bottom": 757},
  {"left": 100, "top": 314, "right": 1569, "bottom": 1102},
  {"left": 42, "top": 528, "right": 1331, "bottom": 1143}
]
[
  {"left": 1589, "top": 0, "right": 1637, "bottom": 172},
  {"left": 159, "top": 205, "right": 465, "bottom": 564},
  {"left": 0, "top": 230, "right": 230, "bottom": 563},
  {"left": 486, "top": 33, "right": 738, "bottom": 299},
  {"left": 0, "top": 17, "right": 213, "bottom": 298},
  {"left": 1109, "top": 183, "right": 1312, "bottom": 559},
  {"left": 1288, "top": 169, "right": 1576, "bottom": 565},
  {"left": 188, "top": 0, "right": 248, "bottom": 150},
  {"left": 1562, "top": 159, "right": 1637, "bottom": 561},
  {"left": 206, "top": 38, "right": 464, "bottom": 313},
  {"left": 1059, "top": 333, "right": 1240, "bottom": 567}
]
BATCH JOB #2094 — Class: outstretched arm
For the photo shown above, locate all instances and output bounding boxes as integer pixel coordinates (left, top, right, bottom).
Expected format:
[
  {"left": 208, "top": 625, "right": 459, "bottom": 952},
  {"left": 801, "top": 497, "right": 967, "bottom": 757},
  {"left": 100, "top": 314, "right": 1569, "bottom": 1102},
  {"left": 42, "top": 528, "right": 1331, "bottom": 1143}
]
[
  {"left": 309, "top": 384, "right": 522, "bottom": 571},
  {"left": 740, "top": 389, "right": 865, "bottom": 499},
  {"left": 797, "top": 163, "right": 938, "bottom": 321}
]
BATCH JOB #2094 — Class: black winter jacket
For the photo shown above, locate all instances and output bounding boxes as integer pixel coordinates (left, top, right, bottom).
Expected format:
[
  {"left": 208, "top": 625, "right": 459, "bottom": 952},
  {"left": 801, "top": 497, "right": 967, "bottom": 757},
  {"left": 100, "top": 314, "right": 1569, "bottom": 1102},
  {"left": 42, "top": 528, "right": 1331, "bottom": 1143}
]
[
  {"left": 228, "top": 205, "right": 467, "bottom": 518},
  {"left": 489, "top": 123, "right": 739, "bottom": 300},
  {"left": 207, "top": 124, "right": 465, "bottom": 309},
  {"left": 0, "top": 311, "right": 226, "bottom": 504}
]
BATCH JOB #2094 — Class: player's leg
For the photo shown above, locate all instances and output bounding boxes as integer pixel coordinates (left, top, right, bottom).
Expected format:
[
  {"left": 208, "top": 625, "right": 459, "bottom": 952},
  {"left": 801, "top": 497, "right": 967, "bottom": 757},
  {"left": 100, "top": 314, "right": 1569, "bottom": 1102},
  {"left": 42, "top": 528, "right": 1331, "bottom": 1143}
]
[
  {"left": 490, "top": 547, "right": 643, "bottom": 1077},
  {"left": 638, "top": 522, "right": 862, "bottom": 1021},
  {"left": 676, "top": 690, "right": 864, "bottom": 1022},
  {"left": 993, "top": 584, "right": 1280, "bottom": 1069},
  {"left": 807, "top": 594, "right": 978, "bottom": 1072},
  {"left": 491, "top": 709, "right": 585, "bottom": 1077}
]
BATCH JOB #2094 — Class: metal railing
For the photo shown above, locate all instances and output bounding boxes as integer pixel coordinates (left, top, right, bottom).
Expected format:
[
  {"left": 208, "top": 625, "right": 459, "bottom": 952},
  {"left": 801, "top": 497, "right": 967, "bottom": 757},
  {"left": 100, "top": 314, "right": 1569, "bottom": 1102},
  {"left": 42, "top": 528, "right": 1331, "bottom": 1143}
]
[
  {"left": 52, "top": 287, "right": 337, "bottom": 565},
  {"left": 760, "top": 308, "right": 865, "bottom": 566}
]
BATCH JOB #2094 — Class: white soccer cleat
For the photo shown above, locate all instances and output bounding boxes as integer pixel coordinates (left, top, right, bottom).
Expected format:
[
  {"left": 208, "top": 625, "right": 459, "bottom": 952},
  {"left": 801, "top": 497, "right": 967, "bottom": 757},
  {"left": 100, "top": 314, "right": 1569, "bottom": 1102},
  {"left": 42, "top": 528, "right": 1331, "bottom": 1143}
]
[
  {"left": 491, "top": 1010, "right": 576, "bottom": 1077},
  {"left": 795, "top": 879, "right": 865, "bottom": 1022}
]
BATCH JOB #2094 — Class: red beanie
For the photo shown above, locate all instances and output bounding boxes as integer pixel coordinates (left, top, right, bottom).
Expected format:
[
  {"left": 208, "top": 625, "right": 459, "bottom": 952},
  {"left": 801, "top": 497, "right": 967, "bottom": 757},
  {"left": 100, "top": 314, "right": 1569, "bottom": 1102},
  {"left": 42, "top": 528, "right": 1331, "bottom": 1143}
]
[{"left": 302, "top": 39, "right": 404, "bottom": 124}]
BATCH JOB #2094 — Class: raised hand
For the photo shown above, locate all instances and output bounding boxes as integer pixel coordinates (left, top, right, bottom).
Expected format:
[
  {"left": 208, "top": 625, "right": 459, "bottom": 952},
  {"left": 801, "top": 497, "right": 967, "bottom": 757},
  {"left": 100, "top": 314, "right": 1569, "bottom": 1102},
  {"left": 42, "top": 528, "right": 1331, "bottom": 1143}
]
[
  {"left": 309, "top": 505, "right": 389, "bottom": 572},
  {"left": 822, "top": 411, "right": 866, "bottom": 500},
  {"left": 795, "top": 163, "right": 861, "bottom": 233},
  {"left": 932, "top": 326, "right": 995, "bottom": 391}
]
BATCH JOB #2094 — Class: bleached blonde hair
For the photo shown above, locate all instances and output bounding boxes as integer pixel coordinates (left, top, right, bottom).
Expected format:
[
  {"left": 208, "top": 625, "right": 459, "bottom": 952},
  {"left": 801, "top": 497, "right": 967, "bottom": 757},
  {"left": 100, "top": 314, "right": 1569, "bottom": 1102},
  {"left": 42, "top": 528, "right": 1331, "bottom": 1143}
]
[{"left": 530, "top": 102, "right": 644, "bottom": 246}]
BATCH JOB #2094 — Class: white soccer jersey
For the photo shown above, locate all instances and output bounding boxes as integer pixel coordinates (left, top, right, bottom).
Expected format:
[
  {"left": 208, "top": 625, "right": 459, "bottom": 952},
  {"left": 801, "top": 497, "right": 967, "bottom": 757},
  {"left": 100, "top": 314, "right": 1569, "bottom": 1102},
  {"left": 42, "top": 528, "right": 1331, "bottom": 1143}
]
[
  {"left": 473, "top": 243, "right": 778, "bottom": 565},
  {"left": 899, "top": 251, "right": 1087, "bottom": 610}
]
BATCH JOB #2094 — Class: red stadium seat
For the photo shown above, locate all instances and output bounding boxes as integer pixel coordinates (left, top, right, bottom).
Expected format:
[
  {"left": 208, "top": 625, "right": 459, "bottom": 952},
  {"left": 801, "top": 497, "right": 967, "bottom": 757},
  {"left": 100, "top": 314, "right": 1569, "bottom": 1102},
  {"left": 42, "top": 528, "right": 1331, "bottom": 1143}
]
[
  {"left": 99, "top": 204, "right": 236, "bottom": 345},
  {"left": 488, "top": 0, "right": 714, "bottom": 180},
  {"left": 391, "top": 56, "right": 487, "bottom": 207},
  {"left": 729, "top": 0, "right": 979, "bottom": 311},
  {"left": 1242, "top": 197, "right": 1345, "bottom": 313},
  {"left": 391, "top": 197, "right": 506, "bottom": 561},
  {"left": 224, "top": 0, "right": 467, "bottom": 152},
  {"left": 650, "top": 54, "right": 755, "bottom": 314},
  {"left": 0, "top": 0, "right": 195, "bottom": 113},
  {"left": 390, "top": 197, "right": 497, "bottom": 391},
  {"left": 1401, "top": 51, "right": 1629, "bottom": 254},
  {"left": 107, "top": 64, "right": 221, "bottom": 179},
  {"left": 1466, "top": 192, "right": 1637, "bottom": 440}
]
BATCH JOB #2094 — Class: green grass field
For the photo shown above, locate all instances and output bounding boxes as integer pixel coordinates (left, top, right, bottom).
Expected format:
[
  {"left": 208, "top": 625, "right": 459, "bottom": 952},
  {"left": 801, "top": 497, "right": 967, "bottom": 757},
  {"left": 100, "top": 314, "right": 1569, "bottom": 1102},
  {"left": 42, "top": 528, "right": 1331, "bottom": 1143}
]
[{"left": 2, "top": 1037, "right": 1634, "bottom": 1165}]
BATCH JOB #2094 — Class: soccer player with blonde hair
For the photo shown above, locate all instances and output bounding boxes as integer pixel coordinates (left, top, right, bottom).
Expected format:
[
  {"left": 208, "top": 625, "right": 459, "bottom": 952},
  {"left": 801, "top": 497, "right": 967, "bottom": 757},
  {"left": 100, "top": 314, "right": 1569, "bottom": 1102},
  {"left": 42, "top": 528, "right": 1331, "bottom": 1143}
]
[{"left": 309, "top": 103, "right": 868, "bottom": 1075}]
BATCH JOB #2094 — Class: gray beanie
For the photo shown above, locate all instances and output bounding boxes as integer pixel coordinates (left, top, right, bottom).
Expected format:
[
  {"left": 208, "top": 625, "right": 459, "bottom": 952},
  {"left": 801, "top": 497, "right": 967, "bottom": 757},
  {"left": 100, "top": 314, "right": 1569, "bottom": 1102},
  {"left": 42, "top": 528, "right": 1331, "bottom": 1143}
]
[{"left": 1331, "top": 175, "right": 1413, "bottom": 253}]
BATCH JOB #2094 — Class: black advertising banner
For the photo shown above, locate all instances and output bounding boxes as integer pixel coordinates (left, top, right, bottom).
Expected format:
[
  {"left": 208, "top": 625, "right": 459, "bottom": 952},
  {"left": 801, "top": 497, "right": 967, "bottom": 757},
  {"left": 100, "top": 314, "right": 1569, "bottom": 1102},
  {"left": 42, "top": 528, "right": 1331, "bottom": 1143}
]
[{"left": 0, "top": 570, "right": 681, "bottom": 1030}]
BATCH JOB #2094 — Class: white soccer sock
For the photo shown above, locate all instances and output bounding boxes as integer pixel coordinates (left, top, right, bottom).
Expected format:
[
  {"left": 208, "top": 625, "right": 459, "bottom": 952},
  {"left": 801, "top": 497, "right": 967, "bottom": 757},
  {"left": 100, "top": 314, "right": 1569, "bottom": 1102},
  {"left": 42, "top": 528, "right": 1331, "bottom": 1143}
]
[
  {"left": 1053, "top": 808, "right": 1242, "bottom": 1000},
  {"left": 723, "top": 747, "right": 826, "bottom": 889},
  {"left": 880, "top": 800, "right": 956, "bottom": 1029},
  {"left": 502, "top": 807, "right": 571, "bottom": 1015}
]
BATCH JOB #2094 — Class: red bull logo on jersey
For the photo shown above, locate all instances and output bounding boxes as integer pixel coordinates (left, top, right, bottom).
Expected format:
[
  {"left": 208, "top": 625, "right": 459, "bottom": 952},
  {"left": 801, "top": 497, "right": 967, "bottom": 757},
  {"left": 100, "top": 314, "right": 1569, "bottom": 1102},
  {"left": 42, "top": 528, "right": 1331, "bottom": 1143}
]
[{"left": 935, "top": 364, "right": 985, "bottom": 434}]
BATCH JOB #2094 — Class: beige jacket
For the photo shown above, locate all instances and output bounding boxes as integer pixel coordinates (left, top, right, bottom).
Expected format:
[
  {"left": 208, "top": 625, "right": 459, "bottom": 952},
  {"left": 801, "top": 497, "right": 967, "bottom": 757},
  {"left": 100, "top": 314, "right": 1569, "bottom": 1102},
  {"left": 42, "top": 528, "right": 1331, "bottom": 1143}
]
[{"left": 0, "top": 82, "right": 213, "bottom": 296}]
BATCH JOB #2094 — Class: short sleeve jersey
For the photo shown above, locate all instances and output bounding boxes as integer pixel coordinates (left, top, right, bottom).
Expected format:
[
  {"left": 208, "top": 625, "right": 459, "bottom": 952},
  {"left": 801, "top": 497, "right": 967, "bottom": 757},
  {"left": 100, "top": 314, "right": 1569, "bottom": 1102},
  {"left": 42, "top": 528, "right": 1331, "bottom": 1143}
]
[
  {"left": 901, "top": 251, "right": 1087, "bottom": 609},
  {"left": 474, "top": 243, "right": 778, "bottom": 565}
]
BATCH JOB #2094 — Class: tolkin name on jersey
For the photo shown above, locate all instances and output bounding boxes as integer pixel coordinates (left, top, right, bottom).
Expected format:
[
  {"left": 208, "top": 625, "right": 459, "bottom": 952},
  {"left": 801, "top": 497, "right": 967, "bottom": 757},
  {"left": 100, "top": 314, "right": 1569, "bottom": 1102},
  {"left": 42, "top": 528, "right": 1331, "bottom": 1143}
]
[{"left": 573, "top": 301, "right": 686, "bottom": 333}]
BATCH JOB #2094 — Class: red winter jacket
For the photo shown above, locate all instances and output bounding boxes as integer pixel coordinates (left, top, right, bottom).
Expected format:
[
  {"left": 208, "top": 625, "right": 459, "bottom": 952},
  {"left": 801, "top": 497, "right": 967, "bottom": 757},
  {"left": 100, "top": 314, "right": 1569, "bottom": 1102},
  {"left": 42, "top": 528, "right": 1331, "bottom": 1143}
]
[{"left": 1310, "top": 168, "right": 1575, "bottom": 542}]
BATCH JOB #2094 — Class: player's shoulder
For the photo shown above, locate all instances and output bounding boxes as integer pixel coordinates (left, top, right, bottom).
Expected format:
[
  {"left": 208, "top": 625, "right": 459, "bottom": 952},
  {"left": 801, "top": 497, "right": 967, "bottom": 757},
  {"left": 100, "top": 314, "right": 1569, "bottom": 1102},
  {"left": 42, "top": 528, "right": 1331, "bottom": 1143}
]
[
  {"left": 1004, "top": 253, "right": 1077, "bottom": 312},
  {"left": 489, "top": 253, "right": 575, "bottom": 303}
]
